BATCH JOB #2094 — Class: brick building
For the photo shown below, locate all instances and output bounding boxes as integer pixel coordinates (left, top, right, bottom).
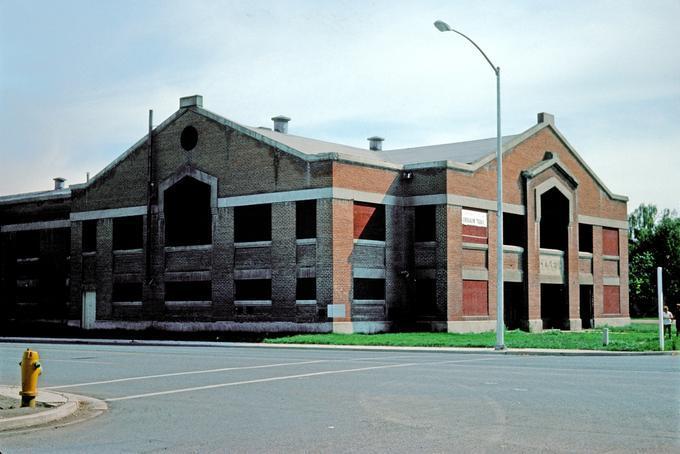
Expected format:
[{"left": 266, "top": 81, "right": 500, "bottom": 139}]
[{"left": 0, "top": 95, "right": 629, "bottom": 333}]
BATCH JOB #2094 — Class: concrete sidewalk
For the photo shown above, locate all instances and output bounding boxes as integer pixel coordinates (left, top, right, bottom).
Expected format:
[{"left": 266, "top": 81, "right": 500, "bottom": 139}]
[
  {"left": 0, "top": 385, "right": 106, "bottom": 432},
  {"left": 1, "top": 336, "right": 676, "bottom": 356}
]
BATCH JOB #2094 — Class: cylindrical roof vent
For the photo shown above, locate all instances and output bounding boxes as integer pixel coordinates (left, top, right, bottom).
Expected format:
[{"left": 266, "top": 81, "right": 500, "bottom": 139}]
[
  {"left": 272, "top": 116, "right": 291, "bottom": 134},
  {"left": 367, "top": 136, "right": 384, "bottom": 151},
  {"left": 53, "top": 177, "right": 66, "bottom": 190}
]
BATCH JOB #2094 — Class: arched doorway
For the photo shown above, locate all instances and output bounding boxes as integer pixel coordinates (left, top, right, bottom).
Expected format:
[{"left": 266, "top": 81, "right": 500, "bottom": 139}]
[
  {"left": 539, "top": 187, "right": 570, "bottom": 329},
  {"left": 164, "top": 176, "right": 212, "bottom": 246}
]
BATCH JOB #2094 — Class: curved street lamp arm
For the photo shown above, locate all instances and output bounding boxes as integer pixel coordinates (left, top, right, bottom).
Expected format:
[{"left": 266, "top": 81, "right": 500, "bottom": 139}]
[{"left": 434, "top": 21, "right": 499, "bottom": 75}]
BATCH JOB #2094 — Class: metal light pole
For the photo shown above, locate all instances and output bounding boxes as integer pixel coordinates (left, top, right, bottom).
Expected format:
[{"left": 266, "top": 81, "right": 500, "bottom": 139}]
[{"left": 434, "top": 20, "right": 505, "bottom": 350}]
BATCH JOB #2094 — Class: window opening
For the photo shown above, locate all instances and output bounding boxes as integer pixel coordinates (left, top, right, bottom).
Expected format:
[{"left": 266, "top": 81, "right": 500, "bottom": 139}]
[
  {"left": 113, "top": 216, "right": 143, "bottom": 250},
  {"left": 296, "top": 200, "right": 317, "bottom": 239},
  {"left": 578, "top": 223, "right": 593, "bottom": 253},
  {"left": 112, "top": 282, "right": 143, "bottom": 302},
  {"left": 165, "top": 281, "right": 211, "bottom": 301},
  {"left": 235, "top": 279, "right": 272, "bottom": 300},
  {"left": 353, "top": 202, "right": 385, "bottom": 241},
  {"left": 296, "top": 278, "right": 316, "bottom": 300},
  {"left": 234, "top": 204, "right": 272, "bottom": 242},
  {"left": 353, "top": 278, "right": 385, "bottom": 300},
  {"left": 414, "top": 205, "right": 436, "bottom": 242},
  {"left": 82, "top": 220, "right": 97, "bottom": 253},
  {"left": 503, "top": 213, "right": 525, "bottom": 247}
]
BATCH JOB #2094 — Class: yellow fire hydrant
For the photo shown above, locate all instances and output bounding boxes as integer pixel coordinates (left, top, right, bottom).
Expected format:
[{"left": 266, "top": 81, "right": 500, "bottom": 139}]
[{"left": 19, "top": 349, "right": 42, "bottom": 408}]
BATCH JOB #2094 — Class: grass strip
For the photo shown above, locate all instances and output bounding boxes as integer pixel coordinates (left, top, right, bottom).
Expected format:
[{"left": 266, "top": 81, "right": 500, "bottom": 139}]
[{"left": 264, "top": 323, "right": 678, "bottom": 352}]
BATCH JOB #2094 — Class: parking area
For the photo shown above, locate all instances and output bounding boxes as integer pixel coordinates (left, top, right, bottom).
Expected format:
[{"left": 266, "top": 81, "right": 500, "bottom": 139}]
[{"left": 1, "top": 342, "right": 678, "bottom": 453}]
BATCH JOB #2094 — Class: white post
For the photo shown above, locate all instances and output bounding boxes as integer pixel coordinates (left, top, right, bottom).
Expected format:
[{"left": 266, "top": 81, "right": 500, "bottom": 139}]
[{"left": 657, "top": 267, "right": 664, "bottom": 351}]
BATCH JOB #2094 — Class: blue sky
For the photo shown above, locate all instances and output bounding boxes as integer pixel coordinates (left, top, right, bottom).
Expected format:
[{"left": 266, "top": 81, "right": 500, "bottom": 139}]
[{"left": 1, "top": 0, "right": 678, "bottom": 212}]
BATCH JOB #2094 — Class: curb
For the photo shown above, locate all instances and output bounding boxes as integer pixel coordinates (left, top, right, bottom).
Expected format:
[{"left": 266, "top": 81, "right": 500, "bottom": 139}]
[
  {"left": 0, "top": 389, "right": 107, "bottom": 432},
  {"left": 0, "top": 336, "right": 676, "bottom": 356}
]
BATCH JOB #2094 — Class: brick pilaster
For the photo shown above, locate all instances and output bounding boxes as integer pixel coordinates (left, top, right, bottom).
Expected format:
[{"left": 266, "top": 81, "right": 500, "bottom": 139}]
[
  {"left": 592, "top": 225, "right": 604, "bottom": 319},
  {"left": 385, "top": 205, "right": 407, "bottom": 324},
  {"left": 96, "top": 218, "right": 113, "bottom": 319},
  {"left": 271, "top": 202, "right": 296, "bottom": 321},
  {"left": 212, "top": 207, "right": 235, "bottom": 319},
  {"left": 69, "top": 222, "right": 83, "bottom": 320}
]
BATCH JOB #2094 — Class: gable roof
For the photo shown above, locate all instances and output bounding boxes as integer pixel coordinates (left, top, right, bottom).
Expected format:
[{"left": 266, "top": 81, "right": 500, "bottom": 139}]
[{"left": 2, "top": 99, "right": 626, "bottom": 203}]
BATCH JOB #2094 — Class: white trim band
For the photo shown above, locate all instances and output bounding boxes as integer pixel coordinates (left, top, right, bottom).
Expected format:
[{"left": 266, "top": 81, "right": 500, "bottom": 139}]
[
  {"left": 71, "top": 206, "right": 146, "bottom": 221},
  {"left": 1, "top": 219, "right": 70, "bottom": 232}
]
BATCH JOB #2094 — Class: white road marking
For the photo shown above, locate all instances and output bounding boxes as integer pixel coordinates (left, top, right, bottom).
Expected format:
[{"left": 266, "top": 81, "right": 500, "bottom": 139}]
[
  {"left": 105, "top": 362, "right": 420, "bottom": 401},
  {"left": 43, "top": 354, "right": 447, "bottom": 390},
  {"left": 105, "top": 357, "right": 500, "bottom": 402},
  {"left": 44, "top": 360, "right": 329, "bottom": 389}
]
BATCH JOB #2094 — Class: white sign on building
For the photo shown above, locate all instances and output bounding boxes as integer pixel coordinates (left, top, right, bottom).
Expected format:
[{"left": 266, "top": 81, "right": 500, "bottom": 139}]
[{"left": 462, "top": 209, "right": 487, "bottom": 227}]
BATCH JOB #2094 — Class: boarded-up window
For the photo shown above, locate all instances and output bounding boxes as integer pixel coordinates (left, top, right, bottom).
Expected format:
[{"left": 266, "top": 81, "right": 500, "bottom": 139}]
[
  {"left": 603, "top": 285, "right": 620, "bottom": 314},
  {"left": 579, "top": 223, "right": 593, "bottom": 253},
  {"left": 112, "top": 282, "right": 143, "bottom": 302},
  {"left": 82, "top": 220, "right": 97, "bottom": 253},
  {"left": 463, "top": 280, "right": 488, "bottom": 316},
  {"left": 353, "top": 278, "right": 385, "bottom": 300},
  {"left": 235, "top": 279, "right": 271, "bottom": 300},
  {"left": 415, "top": 205, "right": 436, "bottom": 242},
  {"left": 462, "top": 209, "right": 488, "bottom": 244},
  {"left": 235, "top": 204, "right": 271, "bottom": 242},
  {"left": 296, "top": 200, "right": 317, "bottom": 239},
  {"left": 296, "top": 278, "right": 316, "bottom": 300},
  {"left": 165, "top": 281, "right": 211, "bottom": 301},
  {"left": 353, "top": 202, "right": 385, "bottom": 241},
  {"left": 602, "top": 228, "right": 619, "bottom": 256},
  {"left": 113, "top": 216, "right": 143, "bottom": 251}
]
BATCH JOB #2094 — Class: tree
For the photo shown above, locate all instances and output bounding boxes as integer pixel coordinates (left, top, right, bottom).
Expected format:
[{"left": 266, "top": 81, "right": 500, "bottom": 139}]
[{"left": 628, "top": 205, "right": 680, "bottom": 316}]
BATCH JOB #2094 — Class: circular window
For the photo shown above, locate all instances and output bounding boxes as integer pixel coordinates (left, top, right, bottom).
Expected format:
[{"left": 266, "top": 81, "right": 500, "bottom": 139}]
[{"left": 180, "top": 126, "right": 198, "bottom": 151}]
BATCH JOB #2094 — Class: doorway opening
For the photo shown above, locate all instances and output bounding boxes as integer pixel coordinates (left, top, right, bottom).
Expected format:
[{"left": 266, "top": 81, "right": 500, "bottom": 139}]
[
  {"left": 541, "top": 284, "right": 568, "bottom": 329},
  {"left": 580, "top": 285, "right": 594, "bottom": 329}
]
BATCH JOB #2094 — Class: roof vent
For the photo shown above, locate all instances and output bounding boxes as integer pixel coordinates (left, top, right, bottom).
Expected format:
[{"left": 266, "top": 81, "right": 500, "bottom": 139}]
[
  {"left": 53, "top": 177, "right": 66, "bottom": 190},
  {"left": 180, "top": 95, "right": 203, "bottom": 109},
  {"left": 272, "top": 116, "right": 290, "bottom": 133},
  {"left": 367, "top": 136, "right": 384, "bottom": 151},
  {"left": 537, "top": 112, "right": 555, "bottom": 125}
]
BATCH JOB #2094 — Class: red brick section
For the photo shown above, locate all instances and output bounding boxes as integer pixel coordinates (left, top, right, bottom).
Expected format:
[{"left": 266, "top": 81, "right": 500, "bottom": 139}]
[
  {"left": 446, "top": 127, "right": 627, "bottom": 221},
  {"left": 602, "top": 228, "right": 619, "bottom": 256},
  {"left": 487, "top": 211, "right": 498, "bottom": 320},
  {"left": 442, "top": 205, "right": 463, "bottom": 321},
  {"left": 332, "top": 199, "right": 353, "bottom": 323},
  {"left": 603, "top": 285, "right": 621, "bottom": 314},
  {"left": 333, "top": 162, "right": 399, "bottom": 195},
  {"left": 462, "top": 225, "right": 488, "bottom": 244},
  {"left": 463, "top": 280, "right": 489, "bottom": 316}
]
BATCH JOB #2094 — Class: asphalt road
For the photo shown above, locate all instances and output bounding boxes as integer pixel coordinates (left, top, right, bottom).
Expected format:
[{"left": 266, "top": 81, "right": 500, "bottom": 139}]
[{"left": 0, "top": 342, "right": 678, "bottom": 453}]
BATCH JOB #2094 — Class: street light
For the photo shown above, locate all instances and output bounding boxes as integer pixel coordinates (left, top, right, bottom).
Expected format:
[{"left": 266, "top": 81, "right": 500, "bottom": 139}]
[{"left": 434, "top": 20, "right": 505, "bottom": 350}]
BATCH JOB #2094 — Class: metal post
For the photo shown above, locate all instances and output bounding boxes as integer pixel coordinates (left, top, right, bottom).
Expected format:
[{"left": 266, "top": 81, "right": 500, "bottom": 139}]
[
  {"left": 657, "top": 267, "right": 664, "bottom": 351},
  {"left": 495, "top": 68, "right": 505, "bottom": 350},
  {"left": 433, "top": 20, "right": 505, "bottom": 350}
]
